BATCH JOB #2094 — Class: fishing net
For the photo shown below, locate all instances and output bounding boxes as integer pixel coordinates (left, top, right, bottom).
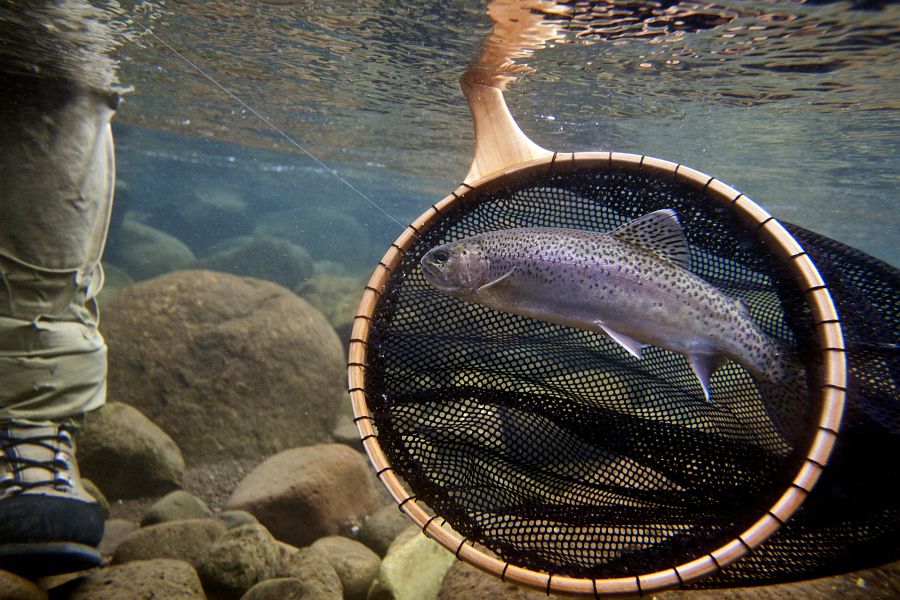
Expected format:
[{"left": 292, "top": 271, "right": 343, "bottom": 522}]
[{"left": 350, "top": 156, "right": 896, "bottom": 592}]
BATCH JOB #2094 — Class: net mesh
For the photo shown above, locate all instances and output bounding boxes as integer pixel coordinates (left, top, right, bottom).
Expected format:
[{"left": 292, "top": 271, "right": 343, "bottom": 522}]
[{"left": 363, "top": 167, "right": 898, "bottom": 585}]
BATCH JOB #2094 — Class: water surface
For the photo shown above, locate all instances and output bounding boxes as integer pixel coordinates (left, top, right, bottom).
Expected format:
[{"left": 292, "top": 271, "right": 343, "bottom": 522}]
[{"left": 103, "top": 1, "right": 900, "bottom": 267}]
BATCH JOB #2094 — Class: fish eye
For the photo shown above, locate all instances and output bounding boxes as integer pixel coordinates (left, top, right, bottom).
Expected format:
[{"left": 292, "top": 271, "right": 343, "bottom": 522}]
[{"left": 432, "top": 249, "right": 450, "bottom": 264}]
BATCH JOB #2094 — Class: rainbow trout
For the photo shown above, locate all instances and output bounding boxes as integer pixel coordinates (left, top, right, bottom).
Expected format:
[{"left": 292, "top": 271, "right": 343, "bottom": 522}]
[{"left": 420, "top": 209, "right": 789, "bottom": 402}]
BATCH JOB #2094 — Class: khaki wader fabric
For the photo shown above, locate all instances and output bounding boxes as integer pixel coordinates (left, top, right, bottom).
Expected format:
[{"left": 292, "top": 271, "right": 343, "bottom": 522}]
[{"left": 0, "top": 77, "right": 116, "bottom": 421}]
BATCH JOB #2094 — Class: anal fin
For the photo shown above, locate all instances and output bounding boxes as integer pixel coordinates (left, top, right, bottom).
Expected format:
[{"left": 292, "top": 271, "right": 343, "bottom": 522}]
[{"left": 688, "top": 354, "right": 721, "bottom": 403}]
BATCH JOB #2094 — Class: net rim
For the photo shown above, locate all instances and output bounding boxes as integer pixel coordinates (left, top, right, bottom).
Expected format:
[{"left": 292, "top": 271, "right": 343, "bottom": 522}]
[{"left": 348, "top": 151, "right": 847, "bottom": 596}]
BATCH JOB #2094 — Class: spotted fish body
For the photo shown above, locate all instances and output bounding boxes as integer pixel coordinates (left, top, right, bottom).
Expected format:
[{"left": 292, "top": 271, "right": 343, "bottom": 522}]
[{"left": 420, "top": 209, "right": 788, "bottom": 401}]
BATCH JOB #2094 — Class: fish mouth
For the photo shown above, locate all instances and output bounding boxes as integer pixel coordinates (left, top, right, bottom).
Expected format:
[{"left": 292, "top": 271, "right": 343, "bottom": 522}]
[
  {"left": 420, "top": 255, "right": 453, "bottom": 290},
  {"left": 420, "top": 255, "right": 442, "bottom": 282},
  {"left": 420, "top": 254, "right": 465, "bottom": 293}
]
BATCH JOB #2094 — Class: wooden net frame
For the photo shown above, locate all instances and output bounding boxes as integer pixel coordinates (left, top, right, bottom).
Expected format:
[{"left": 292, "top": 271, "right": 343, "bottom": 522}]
[{"left": 348, "top": 152, "right": 846, "bottom": 596}]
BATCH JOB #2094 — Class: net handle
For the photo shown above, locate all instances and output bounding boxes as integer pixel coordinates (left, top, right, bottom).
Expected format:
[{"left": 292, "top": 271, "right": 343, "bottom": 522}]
[
  {"left": 460, "top": 74, "right": 553, "bottom": 185},
  {"left": 458, "top": 0, "right": 561, "bottom": 185},
  {"left": 348, "top": 153, "right": 846, "bottom": 596}
]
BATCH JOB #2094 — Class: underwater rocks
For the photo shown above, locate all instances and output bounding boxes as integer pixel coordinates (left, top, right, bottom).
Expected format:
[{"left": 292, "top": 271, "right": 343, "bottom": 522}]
[
  {"left": 101, "top": 194, "right": 373, "bottom": 295},
  {"left": 11, "top": 375, "right": 900, "bottom": 600},
  {"left": 225, "top": 444, "right": 381, "bottom": 548},
  {"left": 194, "top": 235, "right": 315, "bottom": 291},
  {"left": 76, "top": 480, "right": 383, "bottom": 598},
  {"left": 356, "top": 504, "right": 415, "bottom": 558},
  {"left": 96, "top": 262, "right": 133, "bottom": 306},
  {"left": 437, "top": 560, "right": 565, "bottom": 599},
  {"left": 198, "top": 524, "right": 284, "bottom": 597},
  {"left": 254, "top": 206, "right": 373, "bottom": 272},
  {"left": 80, "top": 486, "right": 381, "bottom": 599},
  {"left": 99, "top": 519, "right": 139, "bottom": 556},
  {"left": 12, "top": 453, "right": 899, "bottom": 600},
  {"left": 78, "top": 401, "right": 186, "bottom": 499},
  {"left": 331, "top": 413, "right": 364, "bottom": 452},
  {"left": 310, "top": 537, "right": 380, "bottom": 600},
  {"left": 79, "top": 498, "right": 418, "bottom": 599},
  {"left": 141, "top": 490, "right": 215, "bottom": 526},
  {"left": 295, "top": 273, "right": 362, "bottom": 349},
  {"left": 164, "top": 185, "right": 253, "bottom": 255},
  {"left": 241, "top": 577, "right": 336, "bottom": 600},
  {"left": 99, "top": 270, "right": 345, "bottom": 462},
  {"left": 436, "top": 559, "right": 900, "bottom": 599},
  {"left": 104, "top": 219, "right": 197, "bottom": 281},
  {"left": 0, "top": 569, "right": 45, "bottom": 600},
  {"left": 112, "top": 518, "right": 227, "bottom": 569},
  {"left": 653, "top": 561, "right": 900, "bottom": 599},
  {"left": 67, "top": 559, "right": 206, "bottom": 599},
  {"left": 278, "top": 545, "right": 343, "bottom": 599},
  {"left": 368, "top": 526, "right": 456, "bottom": 600}
]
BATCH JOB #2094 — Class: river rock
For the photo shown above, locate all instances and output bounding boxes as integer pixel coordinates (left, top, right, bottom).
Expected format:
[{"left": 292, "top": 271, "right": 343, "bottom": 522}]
[
  {"left": 655, "top": 559, "right": 900, "bottom": 599},
  {"left": 437, "top": 560, "right": 564, "bottom": 599},
  {"left": 112, "top": 518, "right": 226, "bottom": 569},
  {"left": 99, "top": 519, "right": 139, "bottom": 557},
  {"left": 0, "top": 570, "right": 46, "bottom": 600},
  {"left": 100, "top": 270, "right": 345, "bottom": 462},
  {"left": 241, "top": 578, "right": 331, "bottom": 600},
  {"left": 332, "top": 414, "right": 364, "bottom": 452},
  {"left": 314, "top": 260, "right": 354, "bottom": 277},
  {"left": 435, "top": 559, "right": 900, "bottom": 599},
  {"left": 225, "top": 444, "right": 381, "bottom": 548},
  {"left": 295, "top": 273, "right": 361, "bottom": 347},
  {"left": 195, "top": 235, "right": 314, "bottom": 290},
  {"left": 311, "top": 536, "right": 380, "bottom": 600},
  {"left": 141, "top": 490, "right": 214, "bottom": 526},
  {"left": 367, "top": 526, "right": 456, "bottom": 600},
  {"left": 198, "top": 523, "right": 283, "bottom": 598},
  {"left": 96, "top": 262, "right": 134, "bottom": 306},
  {"left": 218, "top": 510, "right": 260, "bottom": 530},
  {"left": 105, "top": 219, "right": 196, "bottom": 281},
  {"left": 254, "top": 206, "right": 371, "bottom": 270},
  {"left": 278, "top": 545, "right": 343, "bottom": 600},
  {"left": 168, "top": 185, "right": 252, "bottom": 254},
  {"left": 358, "top": 505, "right": 415, "bottom": 557},
  {"left": 78, "top": 402, "right": 185, "bottom": 499},
  {"left": 81, "top": 478, "right": 110, "bottom": 519},
  {"left": 68, "top": 559, "right": 205, "bottom": 599}
]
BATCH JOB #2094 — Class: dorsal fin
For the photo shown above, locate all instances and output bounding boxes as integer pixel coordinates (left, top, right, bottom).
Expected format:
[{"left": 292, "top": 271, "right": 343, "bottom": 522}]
[{"left": 611, "top": 209, "right": 691, "bottom": 269}]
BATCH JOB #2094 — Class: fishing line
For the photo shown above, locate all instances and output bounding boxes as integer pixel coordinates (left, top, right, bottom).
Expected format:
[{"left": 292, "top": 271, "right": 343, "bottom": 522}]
[{"left": 142, "top": 28, "right": 413, "bottom": 234}]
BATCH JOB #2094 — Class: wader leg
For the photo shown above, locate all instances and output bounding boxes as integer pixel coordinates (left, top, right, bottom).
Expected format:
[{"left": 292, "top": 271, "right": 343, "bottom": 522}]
[{"left": 0, "top": 72, "right": 118, "bottom": 578}]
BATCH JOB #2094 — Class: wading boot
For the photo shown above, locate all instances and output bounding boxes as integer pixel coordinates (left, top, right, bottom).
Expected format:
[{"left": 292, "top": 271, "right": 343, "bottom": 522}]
[{"left": 0, "top": 419, "right": 104, "bottom": 579}]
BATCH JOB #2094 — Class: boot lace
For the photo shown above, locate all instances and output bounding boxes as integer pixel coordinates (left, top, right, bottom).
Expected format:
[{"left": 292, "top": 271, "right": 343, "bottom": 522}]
[{"left": 0, "top": 420, "right": 78, "bottom": 497}]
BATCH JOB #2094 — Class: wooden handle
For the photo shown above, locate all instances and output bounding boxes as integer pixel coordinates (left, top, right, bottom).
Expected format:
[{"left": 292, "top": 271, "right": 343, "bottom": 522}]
[
  {"left": 460, "top": 75, "right": 552, "bottom": 184},
  {"left": 460, "top": 0, "right": 565, "bottom": 184}
]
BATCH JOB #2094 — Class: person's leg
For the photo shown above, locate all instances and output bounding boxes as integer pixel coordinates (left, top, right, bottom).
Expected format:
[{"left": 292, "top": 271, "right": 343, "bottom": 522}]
[
  {"left": 0, "top": 73, "right": 115, "bottom": 421},
  {"left": 0, "top": 70, "right": 118, "bottom": 578}
]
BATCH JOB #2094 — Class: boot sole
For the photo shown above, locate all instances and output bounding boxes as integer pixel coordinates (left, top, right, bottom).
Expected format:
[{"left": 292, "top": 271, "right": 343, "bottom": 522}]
[{"left": 0, "top": 542, "right": 103, "bottom": 579}]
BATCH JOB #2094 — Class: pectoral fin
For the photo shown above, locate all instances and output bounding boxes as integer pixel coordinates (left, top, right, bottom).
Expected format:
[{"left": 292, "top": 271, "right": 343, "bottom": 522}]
[
  {"left": 476, "top": 268, "right": 515, "bottom": 294},
  {"left": 595, "top": 321, "right": 648, "bottom": 360},
  {"left": 688, "top": 354, "right": 721, "bottom": 403}
]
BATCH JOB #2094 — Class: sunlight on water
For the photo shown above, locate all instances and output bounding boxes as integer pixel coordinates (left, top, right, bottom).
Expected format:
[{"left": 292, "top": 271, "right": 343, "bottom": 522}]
[
  {"left": 5, "top": 1, "right": 895, "bottom": 270},
  {"left": 110, "top": 0, "right": 899, "bottom": 266}
]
